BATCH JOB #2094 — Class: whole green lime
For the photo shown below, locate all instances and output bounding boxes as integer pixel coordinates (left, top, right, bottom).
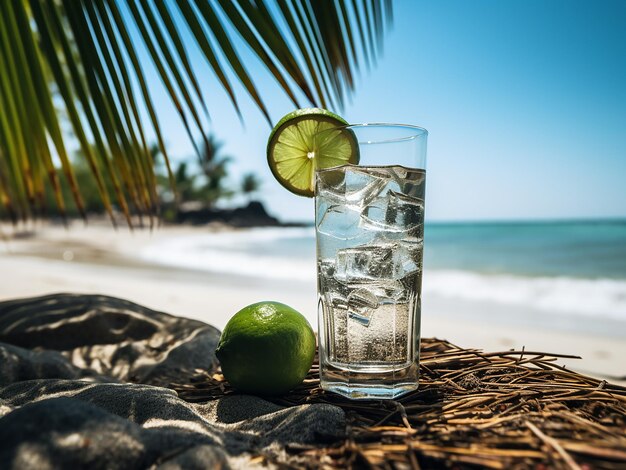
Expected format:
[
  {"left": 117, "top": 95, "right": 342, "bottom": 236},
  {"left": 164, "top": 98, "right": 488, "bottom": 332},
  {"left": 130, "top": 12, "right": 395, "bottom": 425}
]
[{"left": 215, "top": 301, "right": 316, "bottom": 395}]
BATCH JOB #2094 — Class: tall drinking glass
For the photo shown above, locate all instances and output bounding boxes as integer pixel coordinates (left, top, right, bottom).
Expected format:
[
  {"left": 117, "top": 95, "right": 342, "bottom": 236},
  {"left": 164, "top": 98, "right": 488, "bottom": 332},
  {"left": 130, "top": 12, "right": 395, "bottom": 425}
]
[{"left": 315, "top": 124, "right": 428, "bottom": 399}]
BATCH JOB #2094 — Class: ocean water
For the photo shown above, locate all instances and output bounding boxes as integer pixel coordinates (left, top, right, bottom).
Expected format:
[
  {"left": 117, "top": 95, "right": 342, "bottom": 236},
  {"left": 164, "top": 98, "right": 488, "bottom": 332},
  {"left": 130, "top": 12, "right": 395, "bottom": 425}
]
[{"left": 140, "top": 221, "right": 626, "bottom": 322}]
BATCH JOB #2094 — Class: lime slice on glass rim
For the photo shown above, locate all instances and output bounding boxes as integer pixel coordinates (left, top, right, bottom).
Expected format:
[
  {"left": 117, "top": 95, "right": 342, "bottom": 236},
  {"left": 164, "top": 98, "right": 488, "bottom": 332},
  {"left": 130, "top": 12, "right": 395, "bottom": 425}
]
[{"left": 267, "top": 108, "right": 359, "bottom": 197}]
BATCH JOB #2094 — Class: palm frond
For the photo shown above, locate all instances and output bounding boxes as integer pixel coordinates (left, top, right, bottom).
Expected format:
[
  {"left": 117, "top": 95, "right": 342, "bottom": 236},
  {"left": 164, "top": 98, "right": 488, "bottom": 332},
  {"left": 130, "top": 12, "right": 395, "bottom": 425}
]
[{"left": 0, "top": 0, "right": 392, "bottom": 225}]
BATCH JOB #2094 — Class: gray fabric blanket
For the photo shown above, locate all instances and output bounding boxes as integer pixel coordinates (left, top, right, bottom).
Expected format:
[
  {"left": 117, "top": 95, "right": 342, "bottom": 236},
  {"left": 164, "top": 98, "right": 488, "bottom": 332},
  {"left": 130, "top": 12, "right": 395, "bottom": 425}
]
[{"left": 0, "top": 294, "right": 345, "bottom": 469}]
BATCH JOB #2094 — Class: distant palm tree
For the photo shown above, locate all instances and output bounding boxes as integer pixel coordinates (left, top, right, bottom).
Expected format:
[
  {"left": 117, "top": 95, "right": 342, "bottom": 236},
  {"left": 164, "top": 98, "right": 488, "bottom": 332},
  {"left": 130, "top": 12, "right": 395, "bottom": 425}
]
[
  {"left": 0, "top": 0, "right": 392, "bottom": 226},
  {"left": 152, "top": 134, "right": 233, "bottom": 209},
  {"left": 173, "top": 162, "right": 197, "bottom": 204},
  {"left": 197, "top": 135, "right": 234, "bottom": 207},
  {"left": 241, "top": 173, "right": 262, "bottom": 203}
]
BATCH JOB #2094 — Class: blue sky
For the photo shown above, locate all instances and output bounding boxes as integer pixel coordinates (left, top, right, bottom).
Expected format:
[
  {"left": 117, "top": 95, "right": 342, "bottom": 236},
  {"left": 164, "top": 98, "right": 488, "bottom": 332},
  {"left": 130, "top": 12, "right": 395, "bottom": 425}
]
[{"left": 138, "top": 0, "right": 626, "bottom": 222}]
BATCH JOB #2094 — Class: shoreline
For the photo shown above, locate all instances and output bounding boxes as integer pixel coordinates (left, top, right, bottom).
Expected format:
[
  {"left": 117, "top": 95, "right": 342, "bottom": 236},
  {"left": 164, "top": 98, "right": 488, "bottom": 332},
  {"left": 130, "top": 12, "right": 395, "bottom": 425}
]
[{"left": 1, "top": 222, "right": 625, "bottom": 381}]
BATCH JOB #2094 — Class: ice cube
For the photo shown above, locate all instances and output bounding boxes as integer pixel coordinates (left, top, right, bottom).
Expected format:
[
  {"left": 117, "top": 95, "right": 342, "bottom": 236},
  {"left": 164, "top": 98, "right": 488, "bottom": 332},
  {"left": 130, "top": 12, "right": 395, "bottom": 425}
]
[
  {"left": 318, "top": 259, "right": 336, "bottom": 278},
  {"left": 396, "top": 243, "right": 420, "bottom": 278},
  {"left": 376, "top": 173, "right": 402, "bottom": 199},
  {"left": 347, "top": 288, "right": 378, "bottom": 326},
  {"left": 335, "top": 244, "right": 396, "bottom": 283},
  {"left": 334, "top": 242, "right": 422, "bottom": 283},
  {"left": 316, "top": 180, "right": 346, "bottom": 205},
  {"left": 361, "top": 190, "right": 424, "bottom": 234},
  {"left": 360, "top": 197, "right": 386, "bottom": 229},
  {"left": 401, "top": 169, "right": 426, "bottom": 199},
  {"left": 317, "top": 167, "right": 392, "bottom": 208},
  {"left": 318, "top": 260, "right": 350, "bottom": 298},
  {"left": 389, "top": 190, "right": 424, "bottom": 226},
  {"left": 396, "top": 240, "right": 423, "bottom": 278},
  {"left": 368, "top": 280, "right": 409, "bottom": 304},
  {"left": 327, "top": 291, "right": 349, "bottom": 310},
  {"left": 344, "top": 168, "right": 391, "bottom": 207},
  {"left": 392, "top": 167, "right": 409, "bottom": 180},
  {"left": 316, "top": 204, "right": 361, "bottom": 240}
]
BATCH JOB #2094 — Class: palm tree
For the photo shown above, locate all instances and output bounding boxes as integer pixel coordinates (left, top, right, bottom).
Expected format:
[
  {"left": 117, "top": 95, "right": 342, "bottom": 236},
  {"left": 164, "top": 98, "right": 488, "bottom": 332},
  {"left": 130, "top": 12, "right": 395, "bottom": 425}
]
[
  {"left": 173, "top": 162, "right": 197, "bottom": 205},
  {"left": 241, "top": 173, "right": 262, "bottom": 203},
  {"left": 198, "top": 135, "right": 234, "bottom": 207},
  {"left": 0, "top": 0, "right": 392, "bottom": 226}
]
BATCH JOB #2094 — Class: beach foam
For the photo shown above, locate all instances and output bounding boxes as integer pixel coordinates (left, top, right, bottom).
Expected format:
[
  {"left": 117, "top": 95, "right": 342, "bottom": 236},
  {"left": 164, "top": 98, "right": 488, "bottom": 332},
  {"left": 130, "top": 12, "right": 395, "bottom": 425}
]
[
  {"left": 139, "top": 227, "right": 317, "bottom": 282},
  {"left": 139, "top": 228, "right": 626, "bottom": 321},
  {"left": 425, "top": 270, "right": 626, "bottom": 321}
]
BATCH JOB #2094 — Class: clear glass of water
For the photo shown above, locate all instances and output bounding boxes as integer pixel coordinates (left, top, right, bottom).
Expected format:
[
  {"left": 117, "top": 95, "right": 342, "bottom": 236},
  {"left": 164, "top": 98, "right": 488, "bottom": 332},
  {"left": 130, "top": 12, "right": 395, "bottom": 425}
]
[{"left": 315, "top": 124, "right": 428, "bottom": 400}]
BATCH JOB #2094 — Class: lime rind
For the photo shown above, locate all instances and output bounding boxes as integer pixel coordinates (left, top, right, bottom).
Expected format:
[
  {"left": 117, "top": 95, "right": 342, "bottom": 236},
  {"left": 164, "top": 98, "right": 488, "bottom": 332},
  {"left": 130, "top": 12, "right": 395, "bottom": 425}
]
[{"left": 267, "top": 107, "right": 349, "bottom": 144}]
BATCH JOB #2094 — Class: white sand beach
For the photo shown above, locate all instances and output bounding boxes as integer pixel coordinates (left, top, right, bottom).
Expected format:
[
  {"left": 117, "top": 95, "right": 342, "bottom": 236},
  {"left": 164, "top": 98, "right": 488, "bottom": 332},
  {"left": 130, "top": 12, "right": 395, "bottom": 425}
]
[{"left": 1, "top": 222, "right": 624, "bottom": 381}]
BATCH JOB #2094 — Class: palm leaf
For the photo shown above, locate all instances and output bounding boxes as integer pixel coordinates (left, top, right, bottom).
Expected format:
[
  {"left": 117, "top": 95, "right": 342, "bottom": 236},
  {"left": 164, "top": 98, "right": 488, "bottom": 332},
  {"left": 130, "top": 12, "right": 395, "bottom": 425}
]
[{"left": 0, "top": 0, "right": 392, "bottom": 225}]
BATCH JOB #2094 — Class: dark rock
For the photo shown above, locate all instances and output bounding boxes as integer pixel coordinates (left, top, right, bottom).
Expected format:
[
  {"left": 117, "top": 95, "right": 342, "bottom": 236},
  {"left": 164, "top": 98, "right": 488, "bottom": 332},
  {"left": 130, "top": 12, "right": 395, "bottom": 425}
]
[
  {"left": 227, "top": 201, "right": 280, "bottom": 227},
  {"left": 174, "top": 201, "right": 285, "bottom": 227}
]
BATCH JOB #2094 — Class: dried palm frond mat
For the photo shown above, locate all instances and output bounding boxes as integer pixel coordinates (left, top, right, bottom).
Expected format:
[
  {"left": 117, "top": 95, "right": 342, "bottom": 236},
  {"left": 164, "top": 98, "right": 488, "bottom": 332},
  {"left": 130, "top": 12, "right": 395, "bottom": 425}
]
[{"left": 173, "top": 338, "right": 626, "bottom": 469}]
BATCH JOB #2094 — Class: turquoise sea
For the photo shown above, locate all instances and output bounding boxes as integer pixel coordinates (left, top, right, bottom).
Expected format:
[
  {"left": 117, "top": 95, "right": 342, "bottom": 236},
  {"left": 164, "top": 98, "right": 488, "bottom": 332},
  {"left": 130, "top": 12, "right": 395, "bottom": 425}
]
[
  {"left": 424, "top": 220, "right": 626, "bottom": 279},
  {"left": 141, "top": 220, "right": 626, "bottom": 322}
]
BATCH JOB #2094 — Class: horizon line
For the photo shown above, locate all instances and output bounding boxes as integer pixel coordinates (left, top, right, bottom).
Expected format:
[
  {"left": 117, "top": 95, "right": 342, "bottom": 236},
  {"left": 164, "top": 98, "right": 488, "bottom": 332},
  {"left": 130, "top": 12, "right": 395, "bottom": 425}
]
[{"left": 281, "top": 216, "right": 626, "bottom": 226}]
